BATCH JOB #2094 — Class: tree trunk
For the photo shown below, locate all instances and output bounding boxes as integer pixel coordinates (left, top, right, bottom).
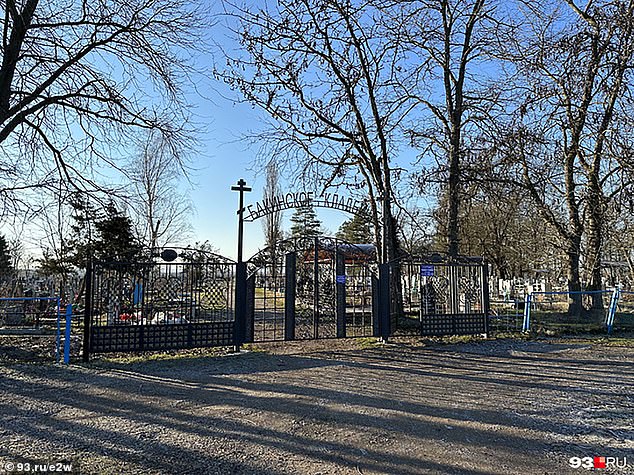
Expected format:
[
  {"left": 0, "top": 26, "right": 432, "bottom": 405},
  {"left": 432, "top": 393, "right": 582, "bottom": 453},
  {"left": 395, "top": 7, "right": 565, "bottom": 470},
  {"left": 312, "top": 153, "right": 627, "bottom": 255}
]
[
  {"left": 586, "top": 188, "right": 604, "bottom": 313},
  {"left": 566, "top": 236, "right": 583, "bottom": 317},
  {"left": 384, "top": 204, "right": 404, "bottom": 326},
  {"left": 447, "top": 127, "right": 461, "bottom": 259}
]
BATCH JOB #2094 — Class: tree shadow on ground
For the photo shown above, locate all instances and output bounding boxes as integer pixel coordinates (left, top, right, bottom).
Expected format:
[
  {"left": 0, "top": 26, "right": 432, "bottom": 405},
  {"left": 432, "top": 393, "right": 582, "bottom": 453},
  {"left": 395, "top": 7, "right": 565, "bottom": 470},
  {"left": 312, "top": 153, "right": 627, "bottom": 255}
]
[{"left": 2, "top": 342, "right": 632, "bottom": 474}]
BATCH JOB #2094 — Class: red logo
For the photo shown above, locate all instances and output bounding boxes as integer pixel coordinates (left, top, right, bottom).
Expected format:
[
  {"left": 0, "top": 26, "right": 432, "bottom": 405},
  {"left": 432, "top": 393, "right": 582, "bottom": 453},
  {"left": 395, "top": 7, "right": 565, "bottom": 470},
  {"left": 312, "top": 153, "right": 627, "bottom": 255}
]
[{"left": 594, "top": 457, "right": 606, "bottom": 469}]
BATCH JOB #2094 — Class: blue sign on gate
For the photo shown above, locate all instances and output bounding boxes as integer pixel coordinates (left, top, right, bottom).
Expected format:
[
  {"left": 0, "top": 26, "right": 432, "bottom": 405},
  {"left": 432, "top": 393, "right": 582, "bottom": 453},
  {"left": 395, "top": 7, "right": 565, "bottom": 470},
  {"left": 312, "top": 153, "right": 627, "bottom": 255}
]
[
  {"left": 336, "top": 275, "right": 346, "bottom": 284},
  {"left": 420, "top": 265, "right": 435, "bottom": 277}
]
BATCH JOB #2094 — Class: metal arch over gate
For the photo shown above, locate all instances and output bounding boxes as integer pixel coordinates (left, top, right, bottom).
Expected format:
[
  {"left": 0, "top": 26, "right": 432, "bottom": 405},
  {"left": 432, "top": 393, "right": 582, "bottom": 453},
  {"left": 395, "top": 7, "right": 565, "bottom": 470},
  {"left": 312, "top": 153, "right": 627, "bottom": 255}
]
[
  {"left": 245, "top": 236, "right": 378, "bottom": 342},
  {"left": 83, "top": 247, "right": 238, "bottom": 359}
]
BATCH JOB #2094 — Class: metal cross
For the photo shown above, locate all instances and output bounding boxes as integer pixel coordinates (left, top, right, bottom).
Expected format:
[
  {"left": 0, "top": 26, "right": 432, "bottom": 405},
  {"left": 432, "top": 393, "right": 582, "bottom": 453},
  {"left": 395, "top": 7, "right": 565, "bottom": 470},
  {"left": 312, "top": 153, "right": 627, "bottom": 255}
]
[{"left": 231, "top": 179, "right": 252, "bottom": 263}]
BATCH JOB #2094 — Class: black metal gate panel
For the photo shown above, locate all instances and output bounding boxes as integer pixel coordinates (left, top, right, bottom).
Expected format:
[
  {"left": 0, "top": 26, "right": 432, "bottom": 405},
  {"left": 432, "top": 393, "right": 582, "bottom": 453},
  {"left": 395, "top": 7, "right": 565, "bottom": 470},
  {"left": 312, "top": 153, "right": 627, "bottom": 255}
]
[
  {"left": 87, "top": 249, "right": 237, "bottom": 354},
  {"left": 295, "top": 244, "right": 336, "bottom": 339},
  {"left": 344, "top": 259, "right": 376, "bottom": 337},
  {"left": 394, "top": 256, "right": 490, "bottom": 337},
  {"left": 247, "top": 237, "right": 376, "bottom": 342},
  {"left": 245, "top": 246, "right": 287, "bottom": 342}
]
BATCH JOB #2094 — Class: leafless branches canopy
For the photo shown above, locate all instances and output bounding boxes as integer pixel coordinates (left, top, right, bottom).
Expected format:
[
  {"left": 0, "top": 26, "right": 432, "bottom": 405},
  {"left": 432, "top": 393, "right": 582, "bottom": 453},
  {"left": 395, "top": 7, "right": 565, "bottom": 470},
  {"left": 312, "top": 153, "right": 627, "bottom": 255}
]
[
  {"left": 491, "top": 0, "right": 634, "bottom": 301},
  {"left": 128, "top": 131, "right": 193, "bottom": 249},
  {"left": 218, "top": 0, "right": 411, "bottom": 263},
  {"left": 219, "top": 0, "right": 634, "bottom": 298},
  {"left": 0, "top": 0, "right": 203, "bottom": 217}
]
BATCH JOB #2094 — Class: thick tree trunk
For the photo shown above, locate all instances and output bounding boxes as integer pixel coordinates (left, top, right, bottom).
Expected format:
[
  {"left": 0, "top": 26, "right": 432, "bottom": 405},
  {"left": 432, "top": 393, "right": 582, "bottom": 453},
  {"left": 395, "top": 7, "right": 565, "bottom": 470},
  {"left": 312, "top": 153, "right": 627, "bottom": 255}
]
[
  {"left": 586, "top": 189, "right": 604, "bottom": 313},
  {"left": 384, "top": 203, "right": 404, "bottom": 325},
  {"left": 447, "top": 127, "right": 461, "bottom": 259},
  {"left": 566, "top": 236, "right": 583, "bottom": 318}
]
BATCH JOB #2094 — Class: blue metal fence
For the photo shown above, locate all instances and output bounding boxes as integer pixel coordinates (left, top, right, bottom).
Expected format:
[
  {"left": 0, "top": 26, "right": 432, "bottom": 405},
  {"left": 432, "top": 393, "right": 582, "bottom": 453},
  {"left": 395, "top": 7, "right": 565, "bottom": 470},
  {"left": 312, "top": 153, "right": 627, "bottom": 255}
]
[{"left": 522, "top": 289, "right": 633, "bottom": 334}]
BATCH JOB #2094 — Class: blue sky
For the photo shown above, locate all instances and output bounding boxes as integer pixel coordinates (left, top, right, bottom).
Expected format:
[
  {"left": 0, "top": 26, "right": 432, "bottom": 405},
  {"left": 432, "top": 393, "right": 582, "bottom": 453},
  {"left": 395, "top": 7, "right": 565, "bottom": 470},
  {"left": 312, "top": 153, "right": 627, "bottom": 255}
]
[
  {"left": 186, "top": 88, "right": 353, "bottom": 260},
  {"left": 182, "top": 3, "right": 372, "bottom": 260}
]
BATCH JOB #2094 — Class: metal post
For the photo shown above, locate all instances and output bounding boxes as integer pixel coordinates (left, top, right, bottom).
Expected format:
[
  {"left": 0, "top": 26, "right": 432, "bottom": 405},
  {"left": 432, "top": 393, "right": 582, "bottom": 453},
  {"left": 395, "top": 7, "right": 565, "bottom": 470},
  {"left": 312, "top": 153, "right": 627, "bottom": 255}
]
[
  {"left": 234, "top": 261, "right": 247, "bottom": 350},
  {"left": 378, "top": 263, "right": 390, "bottom": 342},
  {"left": 82, "top": 259, "right": 93, "bottom": 363},
  {"left": 336, "top": 249, "right": 346, "bottom": 338},
  {"left": 64, "top": 304, "right": 72, "bottom": 365},
  {"left": 522, "top": 293, "right": 532, "bottom": 332},
  {"left": 231, "top": 179, "right": 252, "bottom": 264},
  {"left": 231, "top": 179, "right": 251, "bottom": 351},
  {"left": 607, "top": 288, "right": 620, "bottom": 335},
  {"left": 313, "top": 236, "right": 319, "bottom": 339},
  {"left": 285, "top": 253, "right": 296, "bottom": 341},
  {"left": 482, "top": 261, "right": 491, "bottom": 338}
]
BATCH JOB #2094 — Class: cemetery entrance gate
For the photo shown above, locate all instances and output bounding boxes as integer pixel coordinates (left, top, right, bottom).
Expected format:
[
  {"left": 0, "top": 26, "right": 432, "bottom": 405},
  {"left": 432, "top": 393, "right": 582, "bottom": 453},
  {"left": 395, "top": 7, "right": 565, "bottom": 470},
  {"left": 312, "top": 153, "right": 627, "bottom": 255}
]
[
  {"left": 82, "top": 245, "right": 490, "bottom": 359},
  {"left": 245, "top": 237, "right": 378, "bottom": 342},
  {"left": 81, "top": 178, "right": 491, "bottom": 358}
]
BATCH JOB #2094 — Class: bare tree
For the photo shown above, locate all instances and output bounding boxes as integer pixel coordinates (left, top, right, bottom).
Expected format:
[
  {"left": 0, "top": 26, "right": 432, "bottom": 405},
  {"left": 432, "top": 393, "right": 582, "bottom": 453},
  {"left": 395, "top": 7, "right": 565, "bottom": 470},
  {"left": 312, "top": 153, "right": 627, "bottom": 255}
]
[
  {"left": 394, "top": 204, "right": 432, "bottom": 257},
  {"left": 0, "top": 0, "right": 203, "bottom": 218},
  {"left": 495, "top": 0, "right": 634, "bottom": 313},
  {"left": 128, "top": 131, "right": 192, "bottom": 249},
  {"left": 262, "top": 160, "right": 283, "bottom": 249},
  {"left": 217, "top": 0, "right": 410, "bottom": 265},
  {"left": 453, "top": 174, "right": 563, "bottom": 280},
  {"left": 391, "top": 0, "right": 499, "bottom": 258}
]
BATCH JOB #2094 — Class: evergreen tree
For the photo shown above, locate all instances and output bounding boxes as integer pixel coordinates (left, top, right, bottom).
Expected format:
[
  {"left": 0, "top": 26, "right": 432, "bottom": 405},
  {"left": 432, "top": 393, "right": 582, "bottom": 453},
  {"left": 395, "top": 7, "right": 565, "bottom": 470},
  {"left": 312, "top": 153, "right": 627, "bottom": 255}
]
[
  {"left": 45, "top": 198, "right": 142, "bottom": 268},
  {"left": 94, "top": 202, "right": 142, "bottom": 262},
  {"left": 67, "top": 194, "right": 100, "bottom": 267},
  {"left": 290, "top": 204, "right": 323, "bottom": 238},
  {"left": 0, "top": 235, "right": 14, "bottom": 276},
  {"left": 336, "top": 208, "right": 374, "bottom": 244},
  {"left": 263, "top": 160, "right": 283, "bottom": 249}
]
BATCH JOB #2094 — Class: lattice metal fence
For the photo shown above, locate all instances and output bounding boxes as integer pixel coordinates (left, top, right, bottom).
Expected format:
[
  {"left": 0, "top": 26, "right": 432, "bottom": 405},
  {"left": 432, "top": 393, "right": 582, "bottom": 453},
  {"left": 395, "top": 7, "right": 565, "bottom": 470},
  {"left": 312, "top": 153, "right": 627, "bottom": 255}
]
[
  {"left": 86, "top": 248, "right": 237, "bottom": 355},
  {"left": 392, "top": 255, "right": 490, "bottom": 337}
]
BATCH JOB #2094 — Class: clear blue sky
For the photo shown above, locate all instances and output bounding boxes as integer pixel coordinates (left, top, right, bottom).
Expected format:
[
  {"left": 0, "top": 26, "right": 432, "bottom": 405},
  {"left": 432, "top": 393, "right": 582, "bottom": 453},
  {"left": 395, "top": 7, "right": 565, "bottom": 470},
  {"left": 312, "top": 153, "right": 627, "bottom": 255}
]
[
  {"left": 186, "top": 85, "right": 353, "bottom": 260},
  {"left": 183, "top": 6, "right": 362, "bottom": 261}
]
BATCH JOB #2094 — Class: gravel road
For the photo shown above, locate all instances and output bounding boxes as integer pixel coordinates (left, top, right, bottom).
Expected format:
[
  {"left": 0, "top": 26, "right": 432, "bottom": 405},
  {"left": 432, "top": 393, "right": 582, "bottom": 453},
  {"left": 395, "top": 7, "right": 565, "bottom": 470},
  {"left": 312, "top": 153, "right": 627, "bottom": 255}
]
[{"left": 0, "top": 338, "right": 632, "bottom": 474}]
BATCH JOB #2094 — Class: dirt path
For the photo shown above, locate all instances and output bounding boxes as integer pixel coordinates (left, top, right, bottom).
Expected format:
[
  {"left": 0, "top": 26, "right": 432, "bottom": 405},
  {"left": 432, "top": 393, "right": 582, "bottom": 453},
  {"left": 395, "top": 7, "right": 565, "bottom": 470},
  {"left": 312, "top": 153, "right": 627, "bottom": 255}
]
[{"left": 0, "top": 339, "right": 632, "bottom": 474}]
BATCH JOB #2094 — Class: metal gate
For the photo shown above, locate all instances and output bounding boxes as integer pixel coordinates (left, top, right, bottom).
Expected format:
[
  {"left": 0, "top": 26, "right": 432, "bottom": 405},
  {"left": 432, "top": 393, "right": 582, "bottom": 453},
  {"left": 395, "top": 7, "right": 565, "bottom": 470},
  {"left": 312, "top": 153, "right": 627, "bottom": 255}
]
[
  {"left": 390, "top": 254, "right": 490, "bottom": 337},
  {"left": 246, "top": 237, "right": 377, "bottom": 342},
  {"left": 82, "top": 245, "right": 490, "bottom": 358},
  {"left": 84, "top": 248, "right": 237, "bottom": 358}
]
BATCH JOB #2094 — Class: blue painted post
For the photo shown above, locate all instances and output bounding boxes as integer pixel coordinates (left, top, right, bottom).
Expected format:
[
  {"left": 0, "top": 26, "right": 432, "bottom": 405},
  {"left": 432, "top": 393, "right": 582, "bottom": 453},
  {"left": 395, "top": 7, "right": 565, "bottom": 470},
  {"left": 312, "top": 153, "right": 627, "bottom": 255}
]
[
  {"left": 64, "top": 304, "right": 72, "bottom": 364},
  {"left": 607, "top": 289, "right": 620, "bottom": 335},
  {"left": 522, "top": 293, "right": 532, "bottom": 332}
]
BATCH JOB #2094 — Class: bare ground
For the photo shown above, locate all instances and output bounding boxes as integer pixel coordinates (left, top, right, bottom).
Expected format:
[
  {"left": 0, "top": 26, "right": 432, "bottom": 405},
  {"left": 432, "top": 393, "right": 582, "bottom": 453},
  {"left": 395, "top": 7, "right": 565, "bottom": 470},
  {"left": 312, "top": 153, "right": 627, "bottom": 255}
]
[{"left": 0, "top": 337, "right": 632, "bottom": 474}]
